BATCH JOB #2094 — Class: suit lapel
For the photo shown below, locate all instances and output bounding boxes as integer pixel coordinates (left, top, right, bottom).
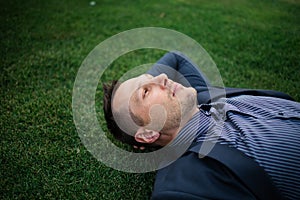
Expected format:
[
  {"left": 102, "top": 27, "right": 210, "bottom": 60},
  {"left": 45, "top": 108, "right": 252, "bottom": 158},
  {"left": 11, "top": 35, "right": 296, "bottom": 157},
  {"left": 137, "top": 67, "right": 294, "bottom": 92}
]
[{"left": 189, "top": 141, "right": 284, "bottom": 200}]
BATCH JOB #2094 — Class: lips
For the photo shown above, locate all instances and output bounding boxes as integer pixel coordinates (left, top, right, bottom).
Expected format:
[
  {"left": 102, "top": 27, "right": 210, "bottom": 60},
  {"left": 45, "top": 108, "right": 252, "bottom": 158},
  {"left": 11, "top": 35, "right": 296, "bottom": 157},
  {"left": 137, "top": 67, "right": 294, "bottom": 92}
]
[{"left": 172, "top": 83, "right": 178, "bottom": 97}]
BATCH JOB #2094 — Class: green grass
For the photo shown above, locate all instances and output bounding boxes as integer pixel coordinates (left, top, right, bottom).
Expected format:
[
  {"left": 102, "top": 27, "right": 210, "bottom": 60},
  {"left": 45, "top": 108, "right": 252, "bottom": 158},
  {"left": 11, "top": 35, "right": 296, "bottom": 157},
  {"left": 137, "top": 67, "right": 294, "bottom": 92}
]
[{"left": 1, "top": 0, "right": 299, "bottom": 199}]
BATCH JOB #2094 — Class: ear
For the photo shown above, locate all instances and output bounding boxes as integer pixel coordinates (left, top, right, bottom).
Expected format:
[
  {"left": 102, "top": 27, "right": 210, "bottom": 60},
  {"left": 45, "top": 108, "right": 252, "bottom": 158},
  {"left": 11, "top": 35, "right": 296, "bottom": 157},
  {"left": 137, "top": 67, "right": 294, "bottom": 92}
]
[{"left": 134, "top": 128, "right": 160, "bottom": 144}]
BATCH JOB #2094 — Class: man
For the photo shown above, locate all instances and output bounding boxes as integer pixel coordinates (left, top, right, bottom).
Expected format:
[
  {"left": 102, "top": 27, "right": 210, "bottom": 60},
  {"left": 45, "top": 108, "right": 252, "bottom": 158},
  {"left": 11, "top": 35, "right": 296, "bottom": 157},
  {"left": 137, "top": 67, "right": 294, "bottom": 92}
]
[{"left": 103, "top": 51, "right": 300, "bottom": 199}]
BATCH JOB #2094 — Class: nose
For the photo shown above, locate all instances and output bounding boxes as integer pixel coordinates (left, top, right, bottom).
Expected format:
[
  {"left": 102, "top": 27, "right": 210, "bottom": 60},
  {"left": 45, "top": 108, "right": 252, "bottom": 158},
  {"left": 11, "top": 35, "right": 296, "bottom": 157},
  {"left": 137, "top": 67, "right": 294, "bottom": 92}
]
[{"left": 153, "top": 73, "right": 168, "bottom": 88}]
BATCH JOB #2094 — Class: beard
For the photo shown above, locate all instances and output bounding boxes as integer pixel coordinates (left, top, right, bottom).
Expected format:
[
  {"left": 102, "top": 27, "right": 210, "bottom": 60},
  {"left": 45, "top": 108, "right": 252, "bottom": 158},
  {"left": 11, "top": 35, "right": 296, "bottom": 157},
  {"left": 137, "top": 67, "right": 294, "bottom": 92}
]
[{"left": 161, "top": 89, "right": 197, "bottom": 132}]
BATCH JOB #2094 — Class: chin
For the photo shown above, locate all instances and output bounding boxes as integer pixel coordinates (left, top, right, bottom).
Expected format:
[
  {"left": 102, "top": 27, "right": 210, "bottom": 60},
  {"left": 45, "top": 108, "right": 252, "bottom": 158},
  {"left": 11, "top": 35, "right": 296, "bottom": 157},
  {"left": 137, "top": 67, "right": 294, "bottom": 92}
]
[
  {"left": 187, "top": 87, "right": 197, "bottom": 97},
  {"left": 192, "top": 88, "right": 197, "bottom": 96},
  {"left": 184, "top": 88, "right": 198, "bottom": 105}
]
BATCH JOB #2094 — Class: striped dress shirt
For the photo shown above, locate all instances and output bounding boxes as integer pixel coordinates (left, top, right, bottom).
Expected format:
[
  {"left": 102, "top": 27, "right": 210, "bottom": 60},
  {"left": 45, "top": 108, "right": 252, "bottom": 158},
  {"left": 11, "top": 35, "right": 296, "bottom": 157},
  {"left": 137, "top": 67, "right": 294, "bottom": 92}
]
[{"left": 174, "top": 95, "right": 300, "bottom": 200}]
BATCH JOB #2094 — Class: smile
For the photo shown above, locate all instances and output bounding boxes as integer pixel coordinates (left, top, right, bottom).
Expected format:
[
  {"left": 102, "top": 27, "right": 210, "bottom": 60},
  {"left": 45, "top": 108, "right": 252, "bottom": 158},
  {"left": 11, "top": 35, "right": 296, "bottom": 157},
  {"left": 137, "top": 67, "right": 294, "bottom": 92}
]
[{"left": 173, "top": 83, "right": 178, "bottom": 97}]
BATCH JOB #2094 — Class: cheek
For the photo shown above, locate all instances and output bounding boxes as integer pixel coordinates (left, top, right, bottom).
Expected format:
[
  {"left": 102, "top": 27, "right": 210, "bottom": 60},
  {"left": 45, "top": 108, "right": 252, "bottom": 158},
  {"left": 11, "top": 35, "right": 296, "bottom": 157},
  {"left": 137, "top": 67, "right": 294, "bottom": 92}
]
[
  {"left": 155, "top": 90, "right": 174, "bottom": 103},
  {"left": 147, "top": 104, "right": 168, "bottom": 131},
  {"left": 146, "top": 90, "right": 179, "bottom": 115},
  {"left": 162, "top": 97, "right": 181, "bottom": 115}
]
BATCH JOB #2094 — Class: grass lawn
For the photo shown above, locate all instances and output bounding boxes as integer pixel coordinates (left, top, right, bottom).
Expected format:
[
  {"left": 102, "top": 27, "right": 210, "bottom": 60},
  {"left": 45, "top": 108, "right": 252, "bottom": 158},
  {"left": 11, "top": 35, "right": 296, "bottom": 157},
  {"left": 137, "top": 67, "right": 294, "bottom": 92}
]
[{"left": 1, "top": 0, "right": 299, "bottom": 199}]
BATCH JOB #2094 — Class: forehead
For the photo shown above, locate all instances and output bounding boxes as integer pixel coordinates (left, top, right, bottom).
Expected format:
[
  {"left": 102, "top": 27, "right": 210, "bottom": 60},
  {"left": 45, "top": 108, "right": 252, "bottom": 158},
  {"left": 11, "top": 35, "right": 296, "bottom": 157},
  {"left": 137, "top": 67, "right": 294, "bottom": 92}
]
[
  {"left": 112, "top": 74, "right": 152, "bottom": 111},
  {"left": 111, "top": 74, "right": 151, "bottom": 134}
]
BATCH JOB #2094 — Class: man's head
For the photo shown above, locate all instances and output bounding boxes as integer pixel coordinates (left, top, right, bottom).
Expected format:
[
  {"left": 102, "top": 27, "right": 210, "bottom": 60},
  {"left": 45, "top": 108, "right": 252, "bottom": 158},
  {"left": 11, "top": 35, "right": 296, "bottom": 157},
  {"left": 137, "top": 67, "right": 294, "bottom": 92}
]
[{"left": 103, "top": 73, "right": 199, "bottom": 148}]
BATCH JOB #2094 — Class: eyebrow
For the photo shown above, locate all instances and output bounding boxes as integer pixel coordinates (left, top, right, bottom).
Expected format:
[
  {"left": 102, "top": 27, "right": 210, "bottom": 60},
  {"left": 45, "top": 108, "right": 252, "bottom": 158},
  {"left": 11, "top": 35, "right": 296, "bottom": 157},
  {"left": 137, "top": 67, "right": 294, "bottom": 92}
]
[
  {"left": 135, "top": 74, "right": 152, "bottom": 102},
  {"left": 137, "top": 74, "right": 152, "bottom": 87},
  {"left": 132, "top": 88, "right": 141, "bottom": 105},
  {"left": 145, "top": 74, "right": 153, "bottom": 78},
  {"left": 129, "top": 88, "right": 145, "bottom": 127}
]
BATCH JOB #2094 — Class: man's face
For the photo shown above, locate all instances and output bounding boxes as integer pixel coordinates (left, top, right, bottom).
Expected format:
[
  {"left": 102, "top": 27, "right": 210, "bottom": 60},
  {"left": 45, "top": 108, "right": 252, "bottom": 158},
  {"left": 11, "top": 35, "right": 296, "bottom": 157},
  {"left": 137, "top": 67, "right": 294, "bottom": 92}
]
[{"left": 112, "top": 73, "right": 198, "bottom": 134}]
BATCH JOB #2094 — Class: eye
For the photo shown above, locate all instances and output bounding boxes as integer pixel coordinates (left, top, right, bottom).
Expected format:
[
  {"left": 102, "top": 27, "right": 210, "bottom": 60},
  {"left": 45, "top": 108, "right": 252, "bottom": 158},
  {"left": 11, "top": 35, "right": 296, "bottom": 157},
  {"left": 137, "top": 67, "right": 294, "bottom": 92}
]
[{"left": 143, "top": 88, "right": 149, "bottom": 98}]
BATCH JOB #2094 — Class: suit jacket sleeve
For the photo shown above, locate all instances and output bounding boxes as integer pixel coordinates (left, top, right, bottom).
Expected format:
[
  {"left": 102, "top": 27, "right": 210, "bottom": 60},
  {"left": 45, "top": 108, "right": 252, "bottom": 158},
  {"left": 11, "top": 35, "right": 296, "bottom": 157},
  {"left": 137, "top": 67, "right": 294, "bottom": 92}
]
[{"left": 147, "top": 51, "right": 211, "bottom": 89}]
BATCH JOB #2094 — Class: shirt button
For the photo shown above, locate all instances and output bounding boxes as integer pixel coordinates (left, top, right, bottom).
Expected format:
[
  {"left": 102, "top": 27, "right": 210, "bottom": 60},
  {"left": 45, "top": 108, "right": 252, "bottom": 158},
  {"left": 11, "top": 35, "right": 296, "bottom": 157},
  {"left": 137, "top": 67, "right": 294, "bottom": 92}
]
[{"left": 278, "top": 112, "right": 284, "bottom": 116}]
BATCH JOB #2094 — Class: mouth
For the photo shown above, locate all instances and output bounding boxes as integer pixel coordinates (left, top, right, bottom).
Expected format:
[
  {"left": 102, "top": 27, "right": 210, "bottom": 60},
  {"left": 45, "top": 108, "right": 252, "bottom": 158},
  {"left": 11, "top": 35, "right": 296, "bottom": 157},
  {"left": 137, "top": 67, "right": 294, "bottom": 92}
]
[{"left": 172, "top": 83, "right": 178, "bottom": 97}]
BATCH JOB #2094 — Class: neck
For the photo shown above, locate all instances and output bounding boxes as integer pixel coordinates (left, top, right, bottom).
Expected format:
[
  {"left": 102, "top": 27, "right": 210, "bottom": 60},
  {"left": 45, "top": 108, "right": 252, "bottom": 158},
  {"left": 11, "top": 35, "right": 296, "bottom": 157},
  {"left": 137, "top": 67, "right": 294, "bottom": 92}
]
[{"left": 156, "top": 107, "right": 199, "bottom": 146}]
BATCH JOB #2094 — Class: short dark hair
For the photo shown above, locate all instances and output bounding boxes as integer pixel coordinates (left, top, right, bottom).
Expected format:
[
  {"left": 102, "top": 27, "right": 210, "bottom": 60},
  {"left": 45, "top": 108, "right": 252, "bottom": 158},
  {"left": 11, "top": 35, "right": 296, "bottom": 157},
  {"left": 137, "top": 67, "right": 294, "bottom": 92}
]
[{"left": 102, "top": 81, "right": 157, "bottom": 149}]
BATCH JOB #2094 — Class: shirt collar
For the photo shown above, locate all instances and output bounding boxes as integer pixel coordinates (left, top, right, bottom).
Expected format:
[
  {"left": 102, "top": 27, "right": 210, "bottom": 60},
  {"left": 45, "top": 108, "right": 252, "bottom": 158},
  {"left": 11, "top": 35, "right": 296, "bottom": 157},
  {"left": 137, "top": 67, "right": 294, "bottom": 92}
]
[{"left": 170, "top": 110, "right": 211, "bottom": 146}]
